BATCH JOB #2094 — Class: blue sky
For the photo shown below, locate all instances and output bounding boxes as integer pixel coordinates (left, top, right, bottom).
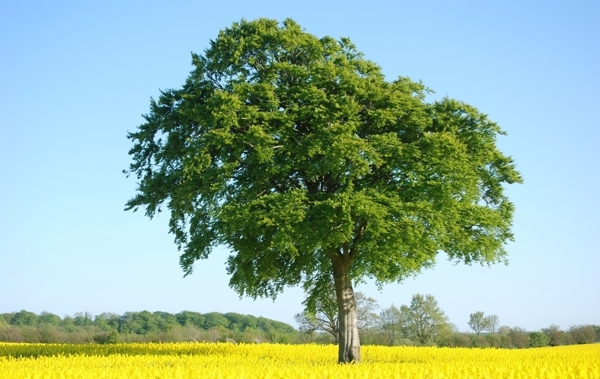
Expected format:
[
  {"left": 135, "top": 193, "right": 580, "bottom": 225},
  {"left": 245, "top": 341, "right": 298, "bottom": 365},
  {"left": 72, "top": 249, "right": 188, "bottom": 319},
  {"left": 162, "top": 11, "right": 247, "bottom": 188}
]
[{"left": 1, "top": 1, "right": 598, "bottom": 332}]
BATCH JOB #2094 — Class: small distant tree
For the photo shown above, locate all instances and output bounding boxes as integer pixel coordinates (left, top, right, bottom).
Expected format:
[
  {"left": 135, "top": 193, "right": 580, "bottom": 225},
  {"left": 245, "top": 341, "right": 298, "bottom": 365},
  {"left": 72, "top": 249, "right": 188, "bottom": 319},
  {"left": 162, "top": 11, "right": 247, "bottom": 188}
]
[
  {"left": 469, "top": 333, "right": 489, "bottom": 348},
  {"left": 203, "top": 313, "right": 230, "bottom": 330},
  {"left": 38, "top": 324, "right": 60, "bottom": 344},
  {"left": 61, "top": 315, "right": 76, "bottom": 333},
  {"left": 175, "top": 311, "right": 205, "bottom": 328},
  {"left": 508, "top": 326, "right": 530, "bottom": 348},
  {"left": 569, "top": 324, "right": 596, "bottom": 344},
  {"left": 119, "top": 311, "right": 160, "bottom": 335},
  {"left": 38, "top": 312, "right": 61, "bottom": 326},
  {"left": 355, "top": 293, "right": 380, "bottom": 331},
  {"left": 485, "top": 314, "right": 500, "bottom": 333},
  {"left": 484, "top": 332, "right": 501, "bottom": 347},
  {"left": 378, "top": 305, "right": 398, "bottom": 344},
  {"left": 542, "top": 324, "right": 565, "bottom": 346},
  {"left": 10, "top": 310, "right": 38, "bottom": 327},
  {"left": 498, "top": 330, "right": 513, "bottom": 348},
  {"left": 93, "top": 329, "right": 120, "bottom": 344},
  {"left": 378, "top": 304, "right": 411, "bottom": 345},
  {"left": 224, "top": 313, "right": 253, "bottom": 331},
  {"left": 468, "top": 311, "right": 490, "bottom": 335},
  {"left": 435, "top": 322, "right": 458, "bottom": 347},
  {"left": 153, "top": 311, "right": 180, "bottom": 332},
  {"left": 295, "top": 286, "right": 338, "bottom": 343},
  {"left": 295, "top": 289, "right": 379, "bottom": 343},
  {"left": 73, "top": 312, "right": 93, "bottom": 327},
  {"left": 94, "top": 313, "right": 120, "bottom": 332},
  {"left": 407, "top": 294, "right": 449, "bottom": 345},
  {"left": 528, "top": 331, "right": 550, "bottom": 347},
  {"left": 180, "top": 323, "right": 204, "bottom": 341},
  {"left": 444, "top": 331, "right": 471, "bottom": 348}
]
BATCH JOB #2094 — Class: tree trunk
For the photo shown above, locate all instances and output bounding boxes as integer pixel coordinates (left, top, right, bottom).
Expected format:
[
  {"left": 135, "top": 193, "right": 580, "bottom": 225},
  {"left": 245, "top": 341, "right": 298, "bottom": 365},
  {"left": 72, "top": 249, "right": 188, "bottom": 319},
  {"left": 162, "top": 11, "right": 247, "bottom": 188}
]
[{"left": 331, "top": 254, "right": 361, "bottom": 363}]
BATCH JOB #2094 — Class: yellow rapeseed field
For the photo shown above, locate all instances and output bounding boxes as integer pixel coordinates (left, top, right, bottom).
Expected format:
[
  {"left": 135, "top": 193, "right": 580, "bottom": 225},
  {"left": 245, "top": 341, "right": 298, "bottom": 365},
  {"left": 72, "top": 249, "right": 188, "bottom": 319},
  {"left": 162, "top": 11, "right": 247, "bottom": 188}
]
[{"left": 1, "top": 342, "right": 599, "bottom": 378}]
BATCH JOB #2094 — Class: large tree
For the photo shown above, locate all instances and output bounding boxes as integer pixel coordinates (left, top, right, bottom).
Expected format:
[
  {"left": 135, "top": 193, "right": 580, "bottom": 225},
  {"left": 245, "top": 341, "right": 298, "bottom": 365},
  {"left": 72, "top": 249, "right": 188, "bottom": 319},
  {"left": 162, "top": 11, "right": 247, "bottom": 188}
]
[{"left": 125, "top": 18, "right": 522, "bottom": 362}]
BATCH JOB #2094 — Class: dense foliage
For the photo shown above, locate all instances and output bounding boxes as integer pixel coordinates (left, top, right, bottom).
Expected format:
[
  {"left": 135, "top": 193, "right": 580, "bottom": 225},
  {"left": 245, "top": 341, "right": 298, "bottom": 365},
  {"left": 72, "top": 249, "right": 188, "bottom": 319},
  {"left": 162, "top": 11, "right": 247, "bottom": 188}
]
[
  {"left": 125, "top": 17, "right": 522, "bottom": 362},
  {"left": 0, "top": 311, "right": 296, "bottom": 344}
]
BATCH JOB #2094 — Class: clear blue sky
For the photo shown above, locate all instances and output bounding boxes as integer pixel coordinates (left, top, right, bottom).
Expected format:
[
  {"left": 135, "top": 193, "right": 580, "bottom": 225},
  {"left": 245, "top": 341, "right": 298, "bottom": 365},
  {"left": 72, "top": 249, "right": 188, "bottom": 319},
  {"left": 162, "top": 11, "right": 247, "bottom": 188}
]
[{"left": 1, "top": 1, "right": 598, "bottom": 332}]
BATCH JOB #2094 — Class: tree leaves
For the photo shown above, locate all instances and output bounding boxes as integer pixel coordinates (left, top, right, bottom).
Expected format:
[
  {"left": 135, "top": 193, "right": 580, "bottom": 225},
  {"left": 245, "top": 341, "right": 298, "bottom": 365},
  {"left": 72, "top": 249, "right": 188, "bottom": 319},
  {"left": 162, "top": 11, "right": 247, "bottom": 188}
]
[{"left": 125, "top": 18, "right": 522, "bottom": 306}]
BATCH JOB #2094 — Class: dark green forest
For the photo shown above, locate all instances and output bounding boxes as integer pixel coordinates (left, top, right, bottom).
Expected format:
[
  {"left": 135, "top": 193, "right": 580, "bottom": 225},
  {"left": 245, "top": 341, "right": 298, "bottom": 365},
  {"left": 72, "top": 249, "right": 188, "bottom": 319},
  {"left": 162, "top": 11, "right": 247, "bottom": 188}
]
[{"left": 0, "top": 310, "right": 298, "bottom": 344}]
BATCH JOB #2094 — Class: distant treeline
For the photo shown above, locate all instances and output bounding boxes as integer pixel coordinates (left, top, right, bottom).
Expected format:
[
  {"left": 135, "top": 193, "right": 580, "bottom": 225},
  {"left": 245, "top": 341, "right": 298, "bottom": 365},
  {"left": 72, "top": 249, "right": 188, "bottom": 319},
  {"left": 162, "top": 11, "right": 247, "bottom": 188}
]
[
  {"left": 356, "top": 324, "right": 600, "bottom": 349},
  {"left": 0, "top": 310, "right": 300, "bottom": 344},
  {"left": 295, "top": 293, "right": 600, "bottom": 349},
  {"left": 1, "top": 309, "right": 598, "bottom": 348}
]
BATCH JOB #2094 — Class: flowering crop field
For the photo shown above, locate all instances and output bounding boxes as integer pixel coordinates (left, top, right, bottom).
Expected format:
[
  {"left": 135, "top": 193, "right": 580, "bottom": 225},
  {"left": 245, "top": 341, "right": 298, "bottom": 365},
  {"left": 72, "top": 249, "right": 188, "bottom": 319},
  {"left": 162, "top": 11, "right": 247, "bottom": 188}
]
[{"left": 1, "top": 342, "right": 599, "bottom": 378}]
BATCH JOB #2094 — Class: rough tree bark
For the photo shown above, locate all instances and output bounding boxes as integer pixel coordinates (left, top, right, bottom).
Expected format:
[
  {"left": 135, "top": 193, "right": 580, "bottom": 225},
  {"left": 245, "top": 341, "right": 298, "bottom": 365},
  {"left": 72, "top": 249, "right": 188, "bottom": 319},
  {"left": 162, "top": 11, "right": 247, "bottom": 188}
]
[{"left": 332, "top": 253, "right": 360, "bottom": 363}]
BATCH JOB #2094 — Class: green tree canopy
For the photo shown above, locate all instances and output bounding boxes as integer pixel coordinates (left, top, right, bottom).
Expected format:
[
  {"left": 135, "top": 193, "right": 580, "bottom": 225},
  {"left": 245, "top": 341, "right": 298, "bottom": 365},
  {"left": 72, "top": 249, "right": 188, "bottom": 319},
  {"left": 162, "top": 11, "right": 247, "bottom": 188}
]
[
  {"left": 10, "top": 310, "right": 38, "bottom": 327},
  {"left": 125, "top": 18, "right": 522, "bottom": 362},
  {"left": 203, "top": 312, "right": 230, "bottom": 329},
  {"left": 468, "top": 311, "right": 491, "bottom": 335},
  {"left": 119, "top": 311, "right": 160, "bottom": 335},
  {"left": 175, "top": 311, "right": 205, "bottom": 328},
  {"left": 38, "top": 312, "right": 62, "bottom": 326},
  {"left": 406, "top": 294, "right": 450, "bottom": 345},
  {"left": 73, "top": 312, "right": 93, "bottom": 328},
  {"left": 378, "top": 304, "right": 412, "bottom": 345},
  {"left": 94, "top": 313, "right": 120, "bottom": 332}
]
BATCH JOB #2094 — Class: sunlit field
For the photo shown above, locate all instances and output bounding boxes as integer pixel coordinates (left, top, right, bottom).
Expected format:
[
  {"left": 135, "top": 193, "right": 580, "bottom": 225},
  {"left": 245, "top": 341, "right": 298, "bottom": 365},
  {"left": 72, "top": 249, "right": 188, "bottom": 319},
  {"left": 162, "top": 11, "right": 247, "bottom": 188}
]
[{"left": 1, "top": 342, "right": 599, "bottom": 378}]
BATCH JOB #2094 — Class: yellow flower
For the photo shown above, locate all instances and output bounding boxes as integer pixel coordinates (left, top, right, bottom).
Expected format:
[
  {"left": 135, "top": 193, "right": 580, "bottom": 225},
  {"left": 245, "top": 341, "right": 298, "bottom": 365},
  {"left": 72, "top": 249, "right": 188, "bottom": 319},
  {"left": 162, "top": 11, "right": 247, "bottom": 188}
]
[{"left": 1, "top": 342, "right": 598, "bottom": 379}]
